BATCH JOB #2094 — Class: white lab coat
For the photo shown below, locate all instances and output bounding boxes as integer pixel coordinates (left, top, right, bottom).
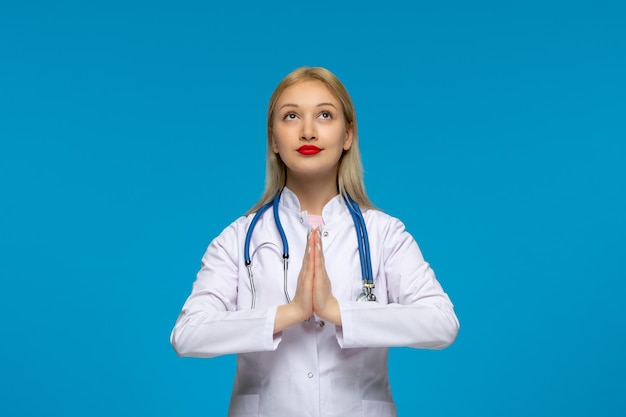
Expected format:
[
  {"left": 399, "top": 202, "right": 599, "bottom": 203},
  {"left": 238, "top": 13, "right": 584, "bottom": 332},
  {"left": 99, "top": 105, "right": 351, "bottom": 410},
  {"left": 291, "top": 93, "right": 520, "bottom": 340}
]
[{"left": 171, "top": 188, "right": 459, "bottom": 417}]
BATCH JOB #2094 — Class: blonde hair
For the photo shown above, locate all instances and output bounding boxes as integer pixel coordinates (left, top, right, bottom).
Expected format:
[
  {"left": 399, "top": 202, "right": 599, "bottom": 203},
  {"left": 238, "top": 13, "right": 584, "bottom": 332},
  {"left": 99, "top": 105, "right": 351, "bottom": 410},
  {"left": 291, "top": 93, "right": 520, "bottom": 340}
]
[{"left": 247, "top": 66, "right": 373, "bottom": 215}]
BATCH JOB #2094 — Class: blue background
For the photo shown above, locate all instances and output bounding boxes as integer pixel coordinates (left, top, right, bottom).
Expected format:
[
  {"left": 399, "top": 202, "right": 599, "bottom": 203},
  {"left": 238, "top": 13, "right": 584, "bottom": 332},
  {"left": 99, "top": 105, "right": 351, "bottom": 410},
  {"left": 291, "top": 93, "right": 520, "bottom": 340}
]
[{"left": 1, "top": 1, "right": 624, "bottom": 416}]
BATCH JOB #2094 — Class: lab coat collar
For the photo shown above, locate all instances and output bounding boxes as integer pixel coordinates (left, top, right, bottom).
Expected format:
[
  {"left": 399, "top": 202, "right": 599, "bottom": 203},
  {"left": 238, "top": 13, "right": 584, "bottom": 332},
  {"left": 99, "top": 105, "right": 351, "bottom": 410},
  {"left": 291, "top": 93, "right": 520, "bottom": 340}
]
[{"left": 279, "top": 187, "right": 348, "bottom": 221}]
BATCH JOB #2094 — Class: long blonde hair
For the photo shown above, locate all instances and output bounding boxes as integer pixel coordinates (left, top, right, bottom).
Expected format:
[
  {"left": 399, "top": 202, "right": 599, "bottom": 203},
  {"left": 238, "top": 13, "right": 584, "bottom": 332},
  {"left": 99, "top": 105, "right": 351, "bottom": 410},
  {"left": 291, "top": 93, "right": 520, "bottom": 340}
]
[{"left": 247, "top": 67, "right": 373, "bottom": 215}]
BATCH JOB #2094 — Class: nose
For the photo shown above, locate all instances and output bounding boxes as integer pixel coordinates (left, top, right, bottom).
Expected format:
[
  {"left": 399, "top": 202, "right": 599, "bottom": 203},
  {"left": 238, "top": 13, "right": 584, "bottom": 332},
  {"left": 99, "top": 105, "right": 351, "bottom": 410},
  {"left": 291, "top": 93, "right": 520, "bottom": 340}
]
[{"left": 300, "top": 117, "right": 317, "bottom": 141}]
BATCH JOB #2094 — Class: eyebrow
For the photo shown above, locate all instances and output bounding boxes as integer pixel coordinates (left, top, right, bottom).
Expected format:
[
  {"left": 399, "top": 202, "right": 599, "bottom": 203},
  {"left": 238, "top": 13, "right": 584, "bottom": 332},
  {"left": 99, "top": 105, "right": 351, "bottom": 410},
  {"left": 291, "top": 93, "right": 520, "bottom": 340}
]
[{"left": 278, "top": 102, "right": 338, "bottom": 110}]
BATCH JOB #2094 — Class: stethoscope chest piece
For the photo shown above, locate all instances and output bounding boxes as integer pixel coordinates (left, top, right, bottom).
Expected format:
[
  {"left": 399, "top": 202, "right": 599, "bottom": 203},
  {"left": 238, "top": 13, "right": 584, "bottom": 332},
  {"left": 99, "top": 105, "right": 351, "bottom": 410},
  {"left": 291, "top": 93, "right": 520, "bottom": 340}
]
[
  {"left": 356, "top": 284, "right": 377, "bottom": 302},
  {"left": 356, "top": 292, "right": 377, "bottom": 302}
]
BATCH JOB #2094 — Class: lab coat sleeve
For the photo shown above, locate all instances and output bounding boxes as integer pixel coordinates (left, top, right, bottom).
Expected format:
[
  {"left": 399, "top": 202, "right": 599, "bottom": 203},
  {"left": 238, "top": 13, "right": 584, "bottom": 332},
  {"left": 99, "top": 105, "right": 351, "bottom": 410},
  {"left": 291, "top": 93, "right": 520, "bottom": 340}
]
[
  {"left": 336, "top": 215, "right": 459, "bottom": 350},
  {"left": 170, "top": 220, "right": 282, "bottom": 358}
]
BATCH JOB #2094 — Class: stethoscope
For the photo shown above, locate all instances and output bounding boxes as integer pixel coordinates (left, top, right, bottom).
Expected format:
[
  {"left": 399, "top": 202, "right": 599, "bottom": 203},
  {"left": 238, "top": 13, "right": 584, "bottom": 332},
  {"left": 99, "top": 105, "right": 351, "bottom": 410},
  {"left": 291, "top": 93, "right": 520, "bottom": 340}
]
[{"left": 244, "top": 190, "right": 376, "bottom": 309}]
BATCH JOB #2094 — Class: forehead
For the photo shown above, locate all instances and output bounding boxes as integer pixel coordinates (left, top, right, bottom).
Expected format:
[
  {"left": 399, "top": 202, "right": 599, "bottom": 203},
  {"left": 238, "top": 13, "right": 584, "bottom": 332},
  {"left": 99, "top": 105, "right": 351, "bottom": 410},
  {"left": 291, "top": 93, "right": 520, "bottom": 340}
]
[{"left": 276, "top": 80, "right": 341, "bottom": 107}]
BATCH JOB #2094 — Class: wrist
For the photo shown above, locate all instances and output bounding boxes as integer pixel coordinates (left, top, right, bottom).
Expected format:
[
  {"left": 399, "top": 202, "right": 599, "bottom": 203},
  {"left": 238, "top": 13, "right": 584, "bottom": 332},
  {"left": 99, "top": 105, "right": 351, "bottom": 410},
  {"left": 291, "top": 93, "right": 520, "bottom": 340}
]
[
  {"left": 318, "top": 298, "right": 342, "bottom": 326},
  {"left": 287, "top": 301, "right": 311, "bottom": 323},
  {"left": 274, "top": 303, "right": 311, "bottom": 333}
]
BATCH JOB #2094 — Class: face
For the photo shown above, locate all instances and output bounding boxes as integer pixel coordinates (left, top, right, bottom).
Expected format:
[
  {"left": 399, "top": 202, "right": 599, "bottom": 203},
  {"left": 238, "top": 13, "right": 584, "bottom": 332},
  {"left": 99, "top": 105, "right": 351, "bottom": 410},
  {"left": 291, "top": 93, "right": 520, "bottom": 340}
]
[{"left": 271, "top": 80, "right": 353, "bottom": 184}]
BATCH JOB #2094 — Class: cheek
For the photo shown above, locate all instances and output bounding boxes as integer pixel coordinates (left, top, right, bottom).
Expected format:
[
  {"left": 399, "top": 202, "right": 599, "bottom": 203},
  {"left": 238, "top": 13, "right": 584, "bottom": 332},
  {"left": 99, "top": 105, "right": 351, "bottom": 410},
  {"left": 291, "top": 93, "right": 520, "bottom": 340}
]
[
  {"left": 271, "top": 124, "right": 293, "bottom": 152},
  {"left": 271, "top": 127, "right": 285, "bottom": 153}
]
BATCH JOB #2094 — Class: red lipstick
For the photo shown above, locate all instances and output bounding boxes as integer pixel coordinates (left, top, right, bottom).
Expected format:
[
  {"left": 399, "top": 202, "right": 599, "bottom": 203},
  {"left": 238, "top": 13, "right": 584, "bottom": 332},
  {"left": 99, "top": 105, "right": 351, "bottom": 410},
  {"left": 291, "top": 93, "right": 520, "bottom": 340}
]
[{"left": 297, "top": 145, "right": 321, "bottom": 155}]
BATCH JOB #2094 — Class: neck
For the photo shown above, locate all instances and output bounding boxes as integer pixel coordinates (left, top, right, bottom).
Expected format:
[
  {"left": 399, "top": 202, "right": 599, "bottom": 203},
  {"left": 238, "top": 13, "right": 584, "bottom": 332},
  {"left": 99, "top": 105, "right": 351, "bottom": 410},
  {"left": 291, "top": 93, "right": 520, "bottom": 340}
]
[{"left": 286, "top": 173, "right": 339, "bottom": 216}]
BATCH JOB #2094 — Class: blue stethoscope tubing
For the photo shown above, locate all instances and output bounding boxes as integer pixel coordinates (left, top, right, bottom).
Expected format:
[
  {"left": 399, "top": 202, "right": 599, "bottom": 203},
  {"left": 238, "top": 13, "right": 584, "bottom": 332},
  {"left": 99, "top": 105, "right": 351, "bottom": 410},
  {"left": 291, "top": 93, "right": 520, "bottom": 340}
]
[
  {"left": 244, "top": 190, "right": 376, "bottom": 309},
  {"left": 244, "top": 193, "right": 288, "bottom": 308}
]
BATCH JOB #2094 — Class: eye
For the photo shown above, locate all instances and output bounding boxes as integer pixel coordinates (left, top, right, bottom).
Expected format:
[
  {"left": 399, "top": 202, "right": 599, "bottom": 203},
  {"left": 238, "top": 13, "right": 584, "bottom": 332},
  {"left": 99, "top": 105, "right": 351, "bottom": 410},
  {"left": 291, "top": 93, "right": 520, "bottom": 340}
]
[
  {"left": 283, "top": 112, "right": 298, "bottom": 121},
  {"left": 319, "top": 111, "right": 332, "bottom": 120}
]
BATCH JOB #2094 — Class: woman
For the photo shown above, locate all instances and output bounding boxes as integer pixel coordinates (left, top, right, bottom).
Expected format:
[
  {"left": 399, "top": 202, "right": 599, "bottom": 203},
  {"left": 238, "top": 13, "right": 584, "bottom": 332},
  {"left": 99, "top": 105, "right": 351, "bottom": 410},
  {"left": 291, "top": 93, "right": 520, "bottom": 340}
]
[{"left": 171, "top": 67, "right": 459, "bottom": 417}]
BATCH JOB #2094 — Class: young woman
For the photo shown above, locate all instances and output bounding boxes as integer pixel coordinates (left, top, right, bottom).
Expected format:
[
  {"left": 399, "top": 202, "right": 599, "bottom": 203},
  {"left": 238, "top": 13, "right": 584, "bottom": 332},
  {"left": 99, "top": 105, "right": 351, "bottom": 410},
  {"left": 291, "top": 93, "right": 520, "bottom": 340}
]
[{"left": 171, "top": 67, "right": 459, "bottom": 417}]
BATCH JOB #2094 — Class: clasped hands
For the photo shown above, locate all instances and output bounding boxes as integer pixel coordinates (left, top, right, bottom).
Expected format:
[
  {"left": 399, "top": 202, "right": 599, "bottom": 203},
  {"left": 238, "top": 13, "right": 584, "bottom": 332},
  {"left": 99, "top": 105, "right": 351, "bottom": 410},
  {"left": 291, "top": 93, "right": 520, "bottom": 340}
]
[{"left": 273, "top": 227, "right": 341, "bottom": 333}]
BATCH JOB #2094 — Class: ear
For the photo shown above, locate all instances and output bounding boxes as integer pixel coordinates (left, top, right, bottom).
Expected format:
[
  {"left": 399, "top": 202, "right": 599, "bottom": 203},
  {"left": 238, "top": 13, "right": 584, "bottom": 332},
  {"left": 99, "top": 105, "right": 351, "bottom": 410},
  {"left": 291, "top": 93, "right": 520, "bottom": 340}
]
[
  {"left": 343, "top": 124, "right": 354, "bottom": 151},
  {"left": 270, "top": 128, "right": 279, "bottom": 153}
]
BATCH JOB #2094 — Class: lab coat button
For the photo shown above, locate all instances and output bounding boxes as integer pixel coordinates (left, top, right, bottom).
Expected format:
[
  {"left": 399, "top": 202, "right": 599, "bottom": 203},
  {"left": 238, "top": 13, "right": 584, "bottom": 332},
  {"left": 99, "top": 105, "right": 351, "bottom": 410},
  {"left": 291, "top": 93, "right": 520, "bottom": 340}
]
[
  {"left": 323, "top": 231, "right": 328, "bottom": 237},
  {"left": 307, "top": 372, "right": 314, "bottom": 378},
  {"left": 319, "top": 321, "right": 325, "bottom": 328},
  {"left": 299, "top": 217, "right": 304, "bottom": 223}
]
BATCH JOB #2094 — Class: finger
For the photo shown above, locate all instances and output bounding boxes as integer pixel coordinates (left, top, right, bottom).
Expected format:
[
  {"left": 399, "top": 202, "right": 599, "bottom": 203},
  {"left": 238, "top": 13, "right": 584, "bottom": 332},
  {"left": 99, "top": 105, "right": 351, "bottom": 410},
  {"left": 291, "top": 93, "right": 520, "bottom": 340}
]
[
  {"left": 300, "top": 230, "right": 314, "bottom": 288},
  {"left": 316, "top": 227, "right": 324, "bottom": 260},
  {"left": 308, "top": 228, "right": 316, "bottom": 270},
  {"left": 312, "top": 228, "right": 325, "bottom": 269},
  {"left": 303, "top": 228, "right": 313, "bottom": 262}
]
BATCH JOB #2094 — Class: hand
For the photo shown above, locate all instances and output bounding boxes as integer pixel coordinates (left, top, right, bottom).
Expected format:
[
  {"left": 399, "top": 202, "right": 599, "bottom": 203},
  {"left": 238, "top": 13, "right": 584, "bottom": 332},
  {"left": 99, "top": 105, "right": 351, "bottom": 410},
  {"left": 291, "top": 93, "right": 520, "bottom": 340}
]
[
  {"left": 273, "top": 229, "right": 314, "bottom": 332},
  {"left": 274, "top": 227, "right": 342, "bottom": 333},
  {"left": 311, "top": 228, "right": 342, "bottom": 325},
  {"left": 290, "top": 228, "right": 315, "bottom": 320}
]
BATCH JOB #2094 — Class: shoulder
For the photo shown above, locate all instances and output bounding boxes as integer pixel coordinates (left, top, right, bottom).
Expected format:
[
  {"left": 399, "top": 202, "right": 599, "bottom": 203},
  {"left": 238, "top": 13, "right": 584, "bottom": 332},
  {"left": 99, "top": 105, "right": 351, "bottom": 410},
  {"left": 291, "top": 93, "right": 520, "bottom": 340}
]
[
  {"left": 363, "top": 208, "right": 407, "bottom": 234},
  {"left": 362, "top": 208, "right": 420, "bottom": 247},
  {"left": 200, "top": 214, "right": 255, "bottom": 263},
  {"left": 362, "top": 208, "right": 426, "bottom": 261},
  {"left": 208, "top": 215, "right": 251, "bottom": 248}
]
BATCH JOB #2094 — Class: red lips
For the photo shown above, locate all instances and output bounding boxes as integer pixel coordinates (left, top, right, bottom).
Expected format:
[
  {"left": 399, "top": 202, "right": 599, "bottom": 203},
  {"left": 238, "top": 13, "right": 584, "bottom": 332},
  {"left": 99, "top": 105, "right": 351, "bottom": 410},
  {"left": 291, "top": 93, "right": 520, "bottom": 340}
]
[{"left": 297, "top": 145, "right": 321, "bottom": 155}]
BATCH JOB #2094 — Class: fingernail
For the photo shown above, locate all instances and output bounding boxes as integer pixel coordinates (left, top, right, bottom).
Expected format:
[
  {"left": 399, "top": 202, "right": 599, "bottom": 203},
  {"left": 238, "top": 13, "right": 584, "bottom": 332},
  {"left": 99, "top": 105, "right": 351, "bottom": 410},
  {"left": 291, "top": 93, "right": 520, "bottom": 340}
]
[
  {"left": 307, "top": 228, "right": 311, "bottom": 240},
  {"left": 308, "top": 245, "right": 311, "bottom": 254},
  {"left": 316, "top": 243, "right": 321, "bottom": 251},
  {"left": 317, "top": 228, "right": 322, "bottom": 239}
]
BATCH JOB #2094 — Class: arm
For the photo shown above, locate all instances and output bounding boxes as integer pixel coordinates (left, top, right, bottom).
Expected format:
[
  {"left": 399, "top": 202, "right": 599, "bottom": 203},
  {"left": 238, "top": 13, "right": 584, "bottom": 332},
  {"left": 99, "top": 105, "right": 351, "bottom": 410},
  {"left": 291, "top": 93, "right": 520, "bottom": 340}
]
[
  {"left": 170, "top": 221, "right": 281, "bottom": 358},
  {"left": 336, "top": 215, "right": 459, "bottom": 350}
]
